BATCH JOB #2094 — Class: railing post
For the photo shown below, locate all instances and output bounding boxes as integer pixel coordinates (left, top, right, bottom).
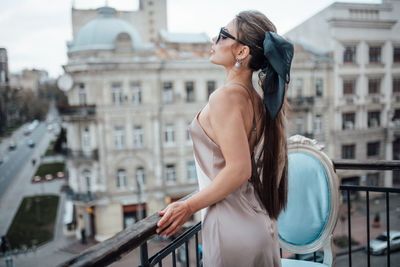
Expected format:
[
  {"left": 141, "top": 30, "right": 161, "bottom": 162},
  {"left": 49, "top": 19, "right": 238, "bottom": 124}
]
[
  {"left": 386, "top": 192, "right": 390, "bottom": 267},
  {"left": 139, "top": 242, "right": 150, "bottom": 267}
]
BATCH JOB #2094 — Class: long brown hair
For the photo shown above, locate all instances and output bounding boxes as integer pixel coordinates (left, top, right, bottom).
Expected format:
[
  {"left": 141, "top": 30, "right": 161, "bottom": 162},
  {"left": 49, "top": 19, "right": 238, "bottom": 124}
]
[{"left": 235, "top": 10, "right": 288, "bottom": 220}]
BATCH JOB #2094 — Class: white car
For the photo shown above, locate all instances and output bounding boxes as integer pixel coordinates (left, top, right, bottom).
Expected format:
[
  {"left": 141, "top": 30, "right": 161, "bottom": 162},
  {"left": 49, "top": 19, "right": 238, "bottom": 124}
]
[{"left": 367, "top": 231, "right": 400, "bottom": 255}]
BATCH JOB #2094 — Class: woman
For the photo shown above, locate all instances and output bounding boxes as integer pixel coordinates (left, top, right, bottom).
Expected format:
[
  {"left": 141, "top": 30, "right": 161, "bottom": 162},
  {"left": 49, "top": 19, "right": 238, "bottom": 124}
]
[{"left": 157, "top": 10, "right": 294, "bottom": 266}]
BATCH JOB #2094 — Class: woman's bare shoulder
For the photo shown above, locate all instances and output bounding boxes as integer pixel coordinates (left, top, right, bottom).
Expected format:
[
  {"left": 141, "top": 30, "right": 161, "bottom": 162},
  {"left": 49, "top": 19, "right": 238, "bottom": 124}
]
[{"left": 209, "top": 84, "right": 248, "bottom": 114}]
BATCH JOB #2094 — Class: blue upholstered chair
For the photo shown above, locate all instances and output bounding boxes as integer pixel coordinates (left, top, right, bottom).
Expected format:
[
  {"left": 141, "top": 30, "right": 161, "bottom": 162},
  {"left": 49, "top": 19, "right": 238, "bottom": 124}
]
[{"left": 278, "top": 135, "right": 340, "bottom": 267}]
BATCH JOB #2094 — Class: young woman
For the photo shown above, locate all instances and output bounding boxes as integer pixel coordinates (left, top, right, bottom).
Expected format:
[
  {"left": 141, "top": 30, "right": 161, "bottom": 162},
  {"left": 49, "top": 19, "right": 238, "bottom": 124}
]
[{"left": 157, "top": 10, "right": 294, "bottom": 266}]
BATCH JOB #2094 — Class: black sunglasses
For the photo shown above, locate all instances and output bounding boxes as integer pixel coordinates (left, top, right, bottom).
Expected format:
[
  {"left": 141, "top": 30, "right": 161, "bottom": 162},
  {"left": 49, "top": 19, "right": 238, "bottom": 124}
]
[{"left": 216, "top": 27, "right": 249, "bottom": 47}]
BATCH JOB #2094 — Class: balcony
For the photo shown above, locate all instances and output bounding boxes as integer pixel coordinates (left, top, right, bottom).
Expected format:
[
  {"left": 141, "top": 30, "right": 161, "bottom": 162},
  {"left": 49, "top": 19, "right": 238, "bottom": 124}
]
[
  {"left": 59, "top": 160, "right": 400, "bottom": 267},
  {"left": 66, "top": 148, "right": 99, "bottom": 161},
  {"left": 58, "top": 104, "right": 96, "bottom": 121},
  {"left": 287, "top": 96, "right": 314, "bottom": 111},
  {"left": 66, "top": 188, "right": 98, "bottom": 203}
]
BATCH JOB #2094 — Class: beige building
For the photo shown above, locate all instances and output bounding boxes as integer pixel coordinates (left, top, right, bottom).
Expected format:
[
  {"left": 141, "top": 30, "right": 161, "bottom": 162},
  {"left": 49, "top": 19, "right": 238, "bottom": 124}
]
[
  {"left": 9, "top": 68, "right": 48, "bottom": 94},
  {"left": 60, "top": 2, "right": 225, "bottom": 241},
  {"left": 285, "top": 0, "right": 400, "bottom": 188},
  {"left": 286, "top": 43, "right": 334, "bottom": 154}
]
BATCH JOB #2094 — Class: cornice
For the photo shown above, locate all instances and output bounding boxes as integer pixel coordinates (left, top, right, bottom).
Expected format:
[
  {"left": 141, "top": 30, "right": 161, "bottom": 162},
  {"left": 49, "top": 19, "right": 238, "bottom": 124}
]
[{"left": 328, "top": 18, "right": 397, "bottom": 29}]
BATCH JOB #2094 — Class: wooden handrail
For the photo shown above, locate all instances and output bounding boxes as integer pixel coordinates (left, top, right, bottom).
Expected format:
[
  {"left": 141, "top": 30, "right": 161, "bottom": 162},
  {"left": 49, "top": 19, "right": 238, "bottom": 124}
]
[{"left": 58, "top": 213, "right": 159, "bottom": 267}]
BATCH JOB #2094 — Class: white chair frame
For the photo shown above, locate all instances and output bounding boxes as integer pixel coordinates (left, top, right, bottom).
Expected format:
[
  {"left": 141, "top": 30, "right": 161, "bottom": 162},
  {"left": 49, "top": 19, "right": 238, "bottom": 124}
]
[{"left": 280, "top": 135, "right": 340, "bottom": 266}]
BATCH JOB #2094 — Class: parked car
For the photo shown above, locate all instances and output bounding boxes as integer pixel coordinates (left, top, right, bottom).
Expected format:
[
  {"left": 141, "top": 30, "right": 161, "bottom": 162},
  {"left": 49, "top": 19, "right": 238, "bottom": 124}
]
[
  {"left": 27, "top": 139, "right": 35, "bottom": 147},
  {"left": 366, "top": 231, "right": 400, "bottom": 255},
  {"left": 8, "top": 141, "right": 17, "bottom": 150}
]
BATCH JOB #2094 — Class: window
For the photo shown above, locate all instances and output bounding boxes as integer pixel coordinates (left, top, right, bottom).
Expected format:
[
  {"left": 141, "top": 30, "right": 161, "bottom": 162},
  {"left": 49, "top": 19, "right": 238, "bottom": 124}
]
[
  {"left": 187, "top": 161, "right": 196, "bottom": 181},
  {"left": 136, "top": 167, "right": 146, "bottom": 187},
  {"left": 342, "top": 112, "right": 355, "bottom": 130},
  {"left": 131, "top": 82, "right": 142, "bottom": 105},
  {"left": 315, "top": 79, "right": 323, "bottom": 97},
  {"left": 367, "top": 141, "right": 380, "bottom": 157},
  {"left": 366, "top": 173, "right": 379, "bottom": 186},
  {"left": 162, "top": 82, "right": 174, "bottom": 103},
  {"left": 82, "top": 170, "right": 91, "bottom": 192},
  {"left": 314, "top": 115, "right": 322, "bottom": 134},
  {"left": 116, "top": 169, "right": 127, "bottom": 188},
  {"left": 79, "top": 83, "right": 87, "bottom": 105},
  {"left": 393, "top": 78, "right": 400, "bottom": 93},
  {"left": 393, "top": 47, "right": 400, "bottom": 63},
  {"left": 367, "top": 111, "right": 380, "bottom": 128},
  {"left": 114, "top": 126, "right": 125, "bottom": 149},
  {"left": 112, "top": 82, "right": 123, "bottom": 105},
  {"left": 296, "top": 78, "right": 303, "bottom": 97},
  {"left": 343, "top": 79, "right": 355, "bottom": 95},
  {"left": 368, "top": 78, "right": 380, "bottom": 94},
  {"left": 164, "top": 124, "right": 175, "bottom": 145},
  {"left": 369, "top": 46, "right": 381, "bottom": 63},
  {"left": 0, "top": 70, "right": 5, "bottom": 83},
  {"left": 343, "top": 46, "right": 356, "bottom": 63},
  {"left": 185, "top": 81, "right": 195, "bottom": 102},
  {"left": 296, "top": 116, "right": 303, "bottom": 134},
  {"left": 186, "top": 122, "right": 192, "bottom": 143},
  {"left": 133, "top": 126, "right": 144, "bottom": 148},
  {"left": 207, "top": 81, "right": 216, "bottom": 97},
  {"left": 166, "top": 164, "right": 176, "bottom": 182},
  {"left": 392, "top": 109, "right": 400, "bottom": 121},
  {"left": 82, "top": 127, "right": 90, "bottom": 151},
  {"left": 342, "top": 144, "right": 356, "bottom": 159}
]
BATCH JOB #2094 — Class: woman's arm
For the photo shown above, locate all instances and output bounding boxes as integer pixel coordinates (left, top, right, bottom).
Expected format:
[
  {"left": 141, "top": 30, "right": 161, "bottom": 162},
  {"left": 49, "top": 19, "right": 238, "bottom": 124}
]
[{"left": 157, "top": 85, "right": 252, "bottom": 237}]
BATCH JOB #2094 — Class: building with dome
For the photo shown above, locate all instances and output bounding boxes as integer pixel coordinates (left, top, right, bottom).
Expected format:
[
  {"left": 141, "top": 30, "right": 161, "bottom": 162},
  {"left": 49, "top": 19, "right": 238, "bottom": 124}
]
[{"left": 59, "top": 1, "right": 225, "bottom": 241}]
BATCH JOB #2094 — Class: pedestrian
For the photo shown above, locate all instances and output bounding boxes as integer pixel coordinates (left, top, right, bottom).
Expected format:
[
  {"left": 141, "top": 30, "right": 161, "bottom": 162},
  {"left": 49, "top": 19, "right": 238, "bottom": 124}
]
[{"left": 156, "top": 10, "right": 293, "bottom": 267}]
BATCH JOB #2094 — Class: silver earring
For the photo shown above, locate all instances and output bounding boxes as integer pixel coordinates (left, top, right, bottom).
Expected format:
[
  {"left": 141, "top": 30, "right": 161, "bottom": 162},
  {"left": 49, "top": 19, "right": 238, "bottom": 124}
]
[{"left": 235, "top": 60, "right": 241, "bottom": 68}]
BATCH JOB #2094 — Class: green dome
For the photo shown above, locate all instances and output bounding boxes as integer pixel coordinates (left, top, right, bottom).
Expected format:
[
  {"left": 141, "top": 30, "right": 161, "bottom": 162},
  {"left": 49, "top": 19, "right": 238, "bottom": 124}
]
[{"left": 69, "top": 6, "right": 144, "bottom": 52}]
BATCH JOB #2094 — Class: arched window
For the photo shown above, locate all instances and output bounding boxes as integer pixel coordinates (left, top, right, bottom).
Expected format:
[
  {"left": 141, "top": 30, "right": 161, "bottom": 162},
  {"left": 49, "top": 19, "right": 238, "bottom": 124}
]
[{"left": 116, "top": 169, "right": 127, "bottom": 189}]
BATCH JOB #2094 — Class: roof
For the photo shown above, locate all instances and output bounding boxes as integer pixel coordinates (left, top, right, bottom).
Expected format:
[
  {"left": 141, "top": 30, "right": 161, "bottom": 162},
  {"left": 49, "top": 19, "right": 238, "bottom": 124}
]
[
  {"left": 159, "top": 29, "right": 211, "bottom": 44},
  {"left": 68, "top": 6, "right": 144, "bottom": 52},
  {"left": 294, "top": 40, "right": 333, "bottom": 63}
]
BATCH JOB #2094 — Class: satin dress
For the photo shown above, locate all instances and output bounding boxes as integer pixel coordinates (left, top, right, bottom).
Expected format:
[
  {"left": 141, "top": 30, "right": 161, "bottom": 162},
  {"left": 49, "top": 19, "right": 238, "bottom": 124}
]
[{"left": 189, "top": 107, "right": 282, "bottom": 267}]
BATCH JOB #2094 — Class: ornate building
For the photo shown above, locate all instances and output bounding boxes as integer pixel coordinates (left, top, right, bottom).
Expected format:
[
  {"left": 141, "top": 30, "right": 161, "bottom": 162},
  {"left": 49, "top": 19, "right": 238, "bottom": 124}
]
[
  {"left": 59, "top": 1, "right": 225, "bottom": 241},
  {"left": 285, "top": 0, "right": 400, "bottom": 188}
]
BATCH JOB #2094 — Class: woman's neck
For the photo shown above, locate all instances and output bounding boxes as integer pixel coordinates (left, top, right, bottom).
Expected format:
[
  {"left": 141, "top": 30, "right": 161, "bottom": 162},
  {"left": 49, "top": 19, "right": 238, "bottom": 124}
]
[{"left": 225, "top": 66, "right": 253, "bottom": 88}]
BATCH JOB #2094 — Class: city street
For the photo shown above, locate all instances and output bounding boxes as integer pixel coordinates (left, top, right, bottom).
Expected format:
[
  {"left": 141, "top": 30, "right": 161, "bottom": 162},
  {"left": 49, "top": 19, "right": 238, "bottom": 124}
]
[{"left": 0, "top": 122, "right": 47, "bottom": 199}]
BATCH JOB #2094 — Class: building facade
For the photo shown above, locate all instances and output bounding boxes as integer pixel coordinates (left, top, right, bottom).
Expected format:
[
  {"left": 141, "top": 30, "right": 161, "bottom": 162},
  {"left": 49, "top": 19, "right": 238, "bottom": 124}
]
[
  {"left": 0, "top": 48, "right": 9, "bottom": 87},
  {"left": 60, "top": 2, "right": 225, "bottom": 241},
  {"left": 285, "top": 0, "right": 400, "bottom": 187}
]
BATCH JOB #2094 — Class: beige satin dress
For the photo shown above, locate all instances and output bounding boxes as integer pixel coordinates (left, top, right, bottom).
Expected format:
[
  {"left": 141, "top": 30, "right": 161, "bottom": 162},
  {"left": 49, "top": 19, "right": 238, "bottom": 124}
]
[{"left": 189, "top": 95, "right": 282, "bottom": 267}]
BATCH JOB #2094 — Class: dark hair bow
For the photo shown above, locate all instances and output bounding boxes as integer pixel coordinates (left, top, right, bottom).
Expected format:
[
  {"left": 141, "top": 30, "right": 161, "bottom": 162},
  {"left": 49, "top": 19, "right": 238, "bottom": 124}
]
[{"left": 261, "top": 31, "right": 294, "bottom": 120}]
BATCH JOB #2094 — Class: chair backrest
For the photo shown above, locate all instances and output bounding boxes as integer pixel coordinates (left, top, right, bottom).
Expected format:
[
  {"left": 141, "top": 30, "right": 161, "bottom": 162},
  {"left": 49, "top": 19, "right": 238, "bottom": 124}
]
[{"left": 278, "top": 135, "right": 339, "bottom": 265}]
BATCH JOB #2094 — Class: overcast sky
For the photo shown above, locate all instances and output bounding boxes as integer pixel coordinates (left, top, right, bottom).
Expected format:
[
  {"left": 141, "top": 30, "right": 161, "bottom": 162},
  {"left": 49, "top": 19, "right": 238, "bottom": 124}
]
[{"left": 0, "top": 0, "right": 381, "bottom": 77}]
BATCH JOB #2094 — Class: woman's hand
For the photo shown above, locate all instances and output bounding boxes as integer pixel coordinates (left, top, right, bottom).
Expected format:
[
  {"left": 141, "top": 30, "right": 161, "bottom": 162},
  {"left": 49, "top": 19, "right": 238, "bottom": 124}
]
[{"left": 156, "top": 200, "right": 193, "bottom": 238}]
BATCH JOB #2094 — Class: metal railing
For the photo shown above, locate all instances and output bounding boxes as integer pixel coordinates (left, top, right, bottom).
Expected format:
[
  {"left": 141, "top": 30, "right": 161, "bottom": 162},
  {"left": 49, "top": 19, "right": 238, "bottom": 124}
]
[{"left": 59, "top": 160, "right": 400, "bottom": 267}]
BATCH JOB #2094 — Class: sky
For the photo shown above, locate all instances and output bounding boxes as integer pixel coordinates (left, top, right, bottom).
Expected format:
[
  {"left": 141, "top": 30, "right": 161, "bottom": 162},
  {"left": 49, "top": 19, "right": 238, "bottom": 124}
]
[{"left": 0, "top": 0, "right": 381, "bottom": 78}]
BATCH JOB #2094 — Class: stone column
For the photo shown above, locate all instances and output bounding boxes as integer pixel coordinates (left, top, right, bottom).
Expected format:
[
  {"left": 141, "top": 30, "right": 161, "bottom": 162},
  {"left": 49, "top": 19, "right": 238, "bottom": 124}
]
[{"left": 384, "top": 140, "right": 393, "bottom": 187}]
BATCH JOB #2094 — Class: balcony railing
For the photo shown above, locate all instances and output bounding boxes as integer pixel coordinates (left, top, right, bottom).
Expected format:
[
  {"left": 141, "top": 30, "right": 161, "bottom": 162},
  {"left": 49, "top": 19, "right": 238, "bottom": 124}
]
[
  {"left": 287, "top": 96, "right": 314, "bottom": 110},
  {"left": 58, "top": 104, "right": 96, "bottom": 121},
  {"left": 66, "top": 148, "right": 99, "bottom": 161},
  {"left": 59, "top": 160, "right": 400, "bottom": 267}
]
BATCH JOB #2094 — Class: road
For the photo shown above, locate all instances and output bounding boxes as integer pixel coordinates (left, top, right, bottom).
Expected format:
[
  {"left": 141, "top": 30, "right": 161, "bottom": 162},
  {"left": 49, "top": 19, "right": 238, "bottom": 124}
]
[{"left": 0, "top": 122, "right": 48, "bottom": 198}]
